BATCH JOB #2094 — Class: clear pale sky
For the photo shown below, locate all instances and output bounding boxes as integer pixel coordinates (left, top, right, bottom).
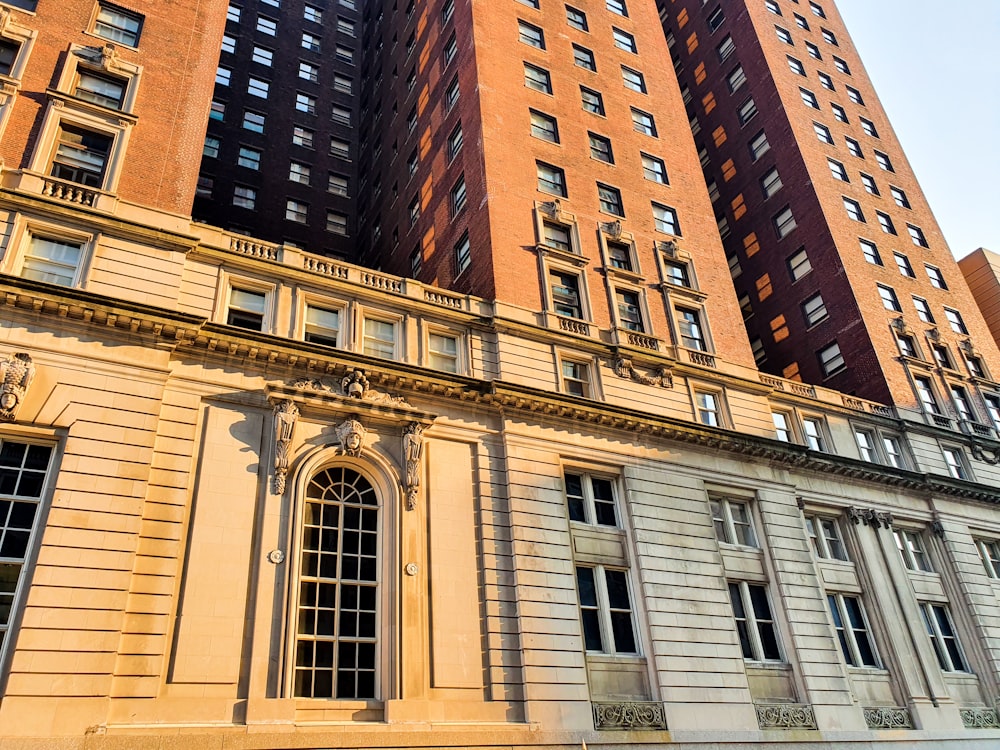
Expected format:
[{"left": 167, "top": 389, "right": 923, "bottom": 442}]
[{"left": 836, "top": 0, "right": 1000, "bottom": 260}]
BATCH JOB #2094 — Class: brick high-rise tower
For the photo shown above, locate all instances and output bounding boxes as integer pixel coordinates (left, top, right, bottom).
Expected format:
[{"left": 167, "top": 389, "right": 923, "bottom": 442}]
[
  {"left": 657, "top": 0, "right": 1000, "bottom": 414},
  {"left": 356, "top": 0, "right": 754, "bottom": 369}
]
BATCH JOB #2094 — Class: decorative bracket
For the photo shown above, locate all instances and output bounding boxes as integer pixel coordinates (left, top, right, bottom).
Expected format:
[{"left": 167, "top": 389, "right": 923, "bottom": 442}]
[
  {"left": 846, "top": 506, "right": 893, "bottom": 529},
  {"left": 335, "top": 417, "right": 367, "bottom": 457},
  {"left": 272, "top": 399, "right": 299, "bottom": 494},
  {"left": 614, "top": 356, "right": 673, "bottom": 389},
  {"left": 402, "top": 422, "right": 426, "bottom": 511},
  {"left": 0, "top": 352, "right": 35, "bottom": 423}
]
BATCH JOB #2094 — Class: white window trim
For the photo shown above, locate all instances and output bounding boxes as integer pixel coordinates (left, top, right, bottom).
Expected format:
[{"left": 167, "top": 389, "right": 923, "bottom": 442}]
[
  {"left": 295, "top": 292, "right": 349, "bottom": 348},
  {"left": 689, "top": 381, "right": 729, "bottom": 429},
  {"left": 827, "top": 593, "right": 882, "bottom": 669},
  {"left": 4, "top": 214, "right": 97, "bottom": 289},
  {"left": 576, "top": 563, "right": 641, "bottom": 657},
  {"left": 728, "top": 580, "right": 784, "bottom": 663},
  {"left": 805, "top": 514, "right": 849, "bottom": 561},
  {"left": 556, "top": 351, "right": 600, "bottom": 400},
  {"left": 710, "top": 494, "right": 758, "bottom": 548},
  {"left": 597, "top": 228, "right": 642, "bottom": 280},
  {"left": 0, "top": 14, "right": 36, "bottom": 141},
  {"left": 217, "top": 272, "right": 276, "bottom": 333},
  {"left": 358, "top": 309, "right": 404, "bottom": 361},
  {"left": 422, "top": 324, "right": 466, "bottom": 375}
]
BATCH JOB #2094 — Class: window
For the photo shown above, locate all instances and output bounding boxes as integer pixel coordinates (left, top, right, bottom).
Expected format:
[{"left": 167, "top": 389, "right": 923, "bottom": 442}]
[
  {"left": 215, "top": 66, "right": 231, "bottom": 86},
  {"left": 787, "top": 56, "right": 805, "bottom": 76},
  {"left": 874, "top": 150, "right": 894, "bottom": 172},
  {"left": 445, "top": 76, "right": 460, "bottom": 109},
  {"left": 331, "top": 106, "right": 350, "bottom": 126},
  {"left": 821, "top": 28, "right": 838, "bottom": 45},
  {"left": 330, "top": 138, "right": 350, "bottom": 159},
  {"left": 845, "top": 137, "right": 862, "bottom": 158},
  {"left": 303, "top": 305, "right": 340, "bottom": 347},
  {"left": 828, "top": 595, "right": 879, "bottom": 668},
  {"left": 362, "top": 318, "right": 398, "bottom": 359},
  {"left": 925, "top": 265, "right": 947, "bottom": 290},
  {"left": 818, "top": 342, "right": 845, "bottom": 376},
  {"left": 944, "top": 308, "right": 967, "bottom": 335},
  {"left": 19, "top": 235, "right": 85, "bottom": 287},
  {"left": 252, "top": 46, "right": 273, "bottom": 65},
  {"left": 800, "top": 88, "right": 819, "bottom": 109},
  {"left": 978, "top": 539, "right": 1000, "bottom": 578},
  {"left": 292, "top": 467, "right": 380, "bottom": 698},
  {"left": 233, "top": 184, "right": 256, "bottom": 209},
  {"left": 607, "top": 68, "right": 641, "bottom": 102},
  {"left": 828, "top": 158, "right": 849, "bottom": 182},
  {"left": 855, "top": 428, "right": 881, "bottom": 462},
  {"left": 542, "top": 221, "right": 572, "bottom": 252},
  {"left": 749, "top": 130, "right": 771, "bottom": 160},
  {"left": 765, "top": 0, "right": 782, "bottom": 14},
  {"left": 813, "top": 121, "right": 833, "bottom": 144},
  {"left": 517, "top": 0, "right": 540, "bottom": 7},
  {"left": 695, "top": 391, "right": 723, "bottom": 427},
  {"left": 712, "top": 497, "right": 756, "bottom": 546},
  {"left": 833, "top": 55, "right": 851, "bottom": 74},
  {"left": 717, "top": 34, "right": 736, "bottom": 61},
  {"left": 831, "top": 103, "right": 848, "bottom": 123},
  {"left": 793, "top": 12, "right": 809, "bottom": 30},
  {"left": 333, "top": 75, "right": 352, "bottom": 94},
  {"left": 576, "top": 566, "right": 638, "bottom": 654},
  {"left": 921, "top": 604, "right": 969, "bottom": 672},
  {"left": 304, "top": 4, "right": 322, "bottom": 22},
  {"left": 677, "top": 308, "right": 706, "bottom": 350},
  {"left": 913, "top": 375, "right": 939, "bottom": 413},
  {"left": 932, "top": 345, "right": 953, "bottom": 370},
  {"left": 408, "top": 196, "right": 421, "bottom": 226},
  {"left": 573, "top": 44, "right": 596, "bottom": 70},
  {"left": 0, "top": 438, "right": 54, "bottom": 659},
  {"left": 942, "top": 447, "right": 969, "bottom": 480},
  {"left": 94, "top": 3, "right": 143, "bottom": 46},
  {"left": 631, "top": 108, "right": 656, "bottom": 136},
  {"left": 652, "top": 203, "right": 680, "bottom": 235},
  {"left": 876, "top": 211, "right": 896, "bottom": 235},
  {"left": 566, "top": 5, "right": 588, "bottom": 31},
  {"left": 893, "top": 252, "right": 914, "bottom": 277},
  {"left": 296, "top": 93, "right": 316, "bottom": 114},
  {"left": 773, "top": 206, "right": 797, "bottom": 238},
  {"left": 429, "top": 332, "right": 460, "bottom": 372},
  {"left": 549, "top": 270, "right": 583, "bottom": 318},
  {"left": 882, "top": 435, "right": 906, "bottom": 468},
  {"left": 209, "top": 100, "right": 225, "bottom": 121},
  {"left": 326, "top": 211, "right": 348, "bottom": 236},
  {"left": 256, "top": 16, "right": 277, "bottom": 35},
  {"left": 806, "top": 41, "right": 821, "bottom": 59},
  {"left": 301, "top": 33, "right": 322, "bottom": 53},
  {"left": 598, "top": 184, "right": 624, "bottom": 216},
  {"left": 530, "top": 110, "right": 559, "bottom": 142},
  {"left": 247, "top": 77, "right": 269, "bottom": 98},
  {"left": 453, "top": 231, "right": 471, "bottom": 274},
  {"left": 285, "top": 199, "right": 308, "bottom": 224},
  {"left": 227, "top": 4, "right": 241, "bottom": 23},
  {"left": 297, "top": 61, "right": 318, "bottom": 82},
  {"left": 818, "top": 71, "right": 834, "bottom": 90},
  {"left": 729, "top": 582, "right": 782, "bottom": 661},
  {"left": 860, "top": 239, "right": 882, "bottom": 265},
  {"left": 292, "top": 127, "right": 314, "bottom": 149},
  {"left": 612, "top": 28, "right": 637, "bottom": 53},
  {"left": 450, "top": 176, "right": 467, "bottom": 216},
  {"left": 518, "top": 21, "right": 545, "bottom": 49},
  {"left": 775, "top": 26, "right": 793, "bottom": 45},
  {"left": 195, "top": 174, "right": 213, "bottom": 198},
  {"left": 49, "top": 125, "right": 112, "bottom": 188},
  {"left": 806, "top": 516, "right": 848, "bottom": 561},
  {"left": 615, "top": 288, "right": 643, "bottom": 331},
  {"left": 860, "top": 172, "right": 879, "bottom": 195},
  {"left": 242, "top": 110, "right": 265, "bottom": 132},
  {"left": 441, "top": 0, "right": 455, "bottom": 19},
  {"left": 802, "top": 293, "right": 828, "bottom": 327},
  {"left": 536, "top": 161, "right": 566, "bottom": 197},
  {"left": 524, "top": 62, "right": 552, "bottom": 93},
  {"left": 908, "top": 224, "right": 929, "bottom": 248},
  {"left": 802, "top": 417, "right": 826, "bottom": 450},
  {"left": 565, "top": 472, "right": 617, "bottom": 526},
  {"left": 607, "top": 0, "right": 628, "bottom": 15},
  {"left": 772, "top": 412, "right": 791, "bottom": 441},
  {"left": 641, "top": 153, "right": 667, "bottom": 183},
  {"left": 227, "top": 287, "right": 266, "bottom": 330},
  {"left": 887, "top": 186, "right": 911, "bottom": 209},
  {"left": 951, "top": 385, "right": 977, "bottom": 423},
  {"left": 561, "top": 360, "right": 591, "bottom": 398},
  {"left": 787, "top": 247, "right": 812, "bottom": 280},
  {"left": 877, "top": 284, "right": 901, "bottom": 311},
  {"left": 761, "top": 168, "right": 783, "bottom": 199},
  {"left": 664, "top": 261, "right": 690, "bottom": 287},
  {"left": 737, "top": 98, "right": 758, "bottom": 125},
  {"left": 236, "top": 146, "right": 261, "bottom": 170},
  {"left": 73, "top": 70, "right": 127, "bottom": 110},
  {"left": 443, "top": 33, "right": 458, "bottom": 65},
  {"left": 590, "top": 133, "right": 613, "bottom": 163},
  {"left": 447, "top": 123, "right": 464, "bottom": 160}
]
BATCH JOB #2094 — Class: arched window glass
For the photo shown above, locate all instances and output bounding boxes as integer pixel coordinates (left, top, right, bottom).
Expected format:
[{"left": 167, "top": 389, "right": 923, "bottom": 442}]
[{"left": 294, "top": 467, "right": 379, "bottom": 698}]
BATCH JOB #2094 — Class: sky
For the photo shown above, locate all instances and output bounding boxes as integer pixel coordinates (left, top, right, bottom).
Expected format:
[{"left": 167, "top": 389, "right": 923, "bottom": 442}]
[{"left": 835, "top": 0, "right": 1000, "bottom": 260}]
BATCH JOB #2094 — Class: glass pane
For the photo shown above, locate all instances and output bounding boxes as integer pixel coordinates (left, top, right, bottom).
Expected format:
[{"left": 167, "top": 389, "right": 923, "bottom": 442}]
[{"left": 576, "top": 567, "right": 597, "bottom": 607}]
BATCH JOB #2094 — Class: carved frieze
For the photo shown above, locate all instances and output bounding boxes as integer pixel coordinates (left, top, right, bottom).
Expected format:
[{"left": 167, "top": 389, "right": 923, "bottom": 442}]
[
  {"left": 592, "top": 701, "right": 666, "bottom": 731},
  {"left": 614, "top": 356, "right": 673, "bottom": 389},
  {"left": 846, "top": 506, "right": 893, "bottom": 529},
  {"left": 960, "top": 707, "right": 1000, "bottom": 729},
  {"left": 755, "top": 703, "right": 817, "bottom": 730},
  {"left": 290, "top": 368, "right": 412, "bottom": 407},
  {"left": 0, "top": 352, "right": 35, "bottom": 423},
  {"left": 863, "top": 706, "right": 913, "bottom": 730}
]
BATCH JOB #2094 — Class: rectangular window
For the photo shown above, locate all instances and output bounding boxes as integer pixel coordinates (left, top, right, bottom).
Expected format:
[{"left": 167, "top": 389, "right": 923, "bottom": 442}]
[
  {"left": 607, "top": 241, "right": 634, "bottom": 272},
  {"left": 247, "top": 77, "right": 269, "bottom": 98},
  {"left": 237, "top": 146, "right": 261, "bottom": 170},
  {"left": 773, "top": 207, "right": 797, "bottom": 238},
  {"left": 242, "top": 110, "right": 265, "bottom": 132},
  {"left": 806, "top": 41, "right": 821, "bottom": 59},
  {"left": 652, "top": 203, "right": 680, "bottom": 235},
  {"left": 299, "top": 61, "right": 319, "bottom": 82},
  {"left": 256, "top": 16, "right": 277, "bottom": 35},
  {"left": 802, "top": 417, "right": 826, "bottom": 450},
  {"left": 448, "top": 123, "right": 464, "bottom": 160},
  {"left": 615, "top": 289, "right": 643, "bottom": 332},
  {"left": 787, "top": 247, "right": 812, "bottom": 280},
  {"left": 806, "top": 516, "right": 848, "bottom": 561},
  {"left": 695, "top": 391, "right": 723, "bottom": 427},
  {"left": 942, "top": 447, "right": 968, "bottom": 480},
  {"left": 831, "top": 103, "right": 848, "bottom": 123},
  {"left": 729, "top": 581, "right": 782, "bottom": 661},
  {"left": 450, "top": 176, "right": 467, "bottom": 216},
  {"left": 576, "top": 566, "right": 638, "bottom": 655},
  {"left": 908, "top": 224, "right": 929, "bottom": 248},
  {"left": 818, "top": 71, "right": 834, "bottom": 90},
  {"left": 893, "top": 252, "right": 914, "bottom": 277},
  {"left": 606, "top": 0, "right": 628, "bottom": 16},
  {"left": 717, "top": 34, "right": 736, "bottom": 61},
  {"left": 828, "top": 158, "right": 849, "bottom": 182},
  {"left": 524, "top": 62, "right": 552, "bottom": 93},
  {"left": 845, "top": 137, "right": 862, "bottom": 157},
  {"left": 737, "top": 97, "right": 758, "bottom": 125},
  {"left": 233, "top": 184, "right": 256, "bottom": 209},
  {"left": 833, "top": 55, "right": 851, "bottom": 74},
  {"left": 813, "top": 121, "right": 833, "bottom": 144},
  {"left": 330, "top": 138, "right": 350, "bottom": 159},
  {"left": 454, "top": 231, "right": 471, "bottom": 274},
  {"left": 94, "top": 2, "right": 143, "bottom": 46},
  {"left": 712, "top": 497, "right": 757, "bottom": 547},
  {"left": 641, "top": 153, "right": 667, "bottom": 183},
  {"left": 20, "top": 236, "right": 83, "bottom": 287},
  {"left": 894, "top": 528, "right": 932, "bottom": 571},
  {"left": 944, "top": 308, "right": 967, "bottom": 334},
  {"left": 530, "top": 109, "right": 559, "bottom": 142},
  {"left": 292, "top": 127, "right": 314, "bottom": 148},
  {"left": 252, "top": 45, "right": 273, "bottom": 65},
  {"left": 829, "top": 595, "right": 880, "bottom": 667},
  {"left": 589, "top": 133, "right": 613, "bottom": 163},
  {"left": 536, "top": 161, "right": 566, "bottom": 196},
  {"left": 598, "top": 184, "right": 624, "bottom": 216},
  {"left": 631, "top": 108, "right": 656, "bottom": 136},
  {"left": 304, "top": 4, "right": 322, "bottom": 22},
  {"left": 227, "top": 287, "right": 266, "bottom": 330},
  {"left": 573, "top": 44, "right": 596, "bottom": 70},
  {"left": 877, "top": 284, "right": 901, "bottom": 311},
  {"left": 566, "top": 5, "right": 588, "bottom": 31},
  {"left": 285, "top": 199, "right": 308, "bottom": 223},
  {"left": 296, "top": 93, "right": 316, "bottom": 114},
  {"left": 287, "top": 162, "right": 311, "bottom": 185},
  {"left": 772, "top": 412, "right": 791, "bottom": 441},
  {"left": 363, "top": 318, "right": 397, "bottom": 359},
  {"left": 800, "top": 88, "right": 819, "bottom": 109},
  {"left": 326, "top": 211, "right": 348, "bottom": 236},
  {"left": 550, "top": 270, "right": 583, "bottom": 318},
  {"left": 227, "top": 4, "right": 241, "bottom": 23},
  {"left": 860, "top": 172, "right": 879, "bottom": 195},
  {"left": 843, "top": 197, "right": 865, "bottom": 222},
  {"left": 977, "top": 539, "right": 1000, "bottom": 579},
  {"left": 561, "top": 360, "right": 591, "bottom": 398},
  {"left": 195, "top": 174, "right": 213, "bottom": 198},
  {"left": 775, "top": 26, "right": 793, "bottom": 45},
  {"left": 304, "top": 305, "right": 340, "bottom": 347},
  {"left": 428, "top": 332, "right": 460, "bottom": 373},
  {"left": 818, "top": 341, "right": 845, "bottom": 376},
  {"left": 921, "top": 604, "right": 969, "bottom": 672},
  {"left": 445, "top": 76, "right": 460, "bottom": 109},
  {"left": 581, "top": 87, "right": 605, "bottom": 115},
  {"left": 802, "top": 293, "right": 828, "bottom": 326},
  {"left": 622, "top": 66, "right": 646, "bottom": 93},
  {"left": 565, "top": 472, "right": 616, "bottom": 526},
  {"left": 794, "top": 12, "right": 810, "bottom": 30},
  {"left": 822, "top": 28, "right": 838, "bottom": 45},
  {"left": 73, "top": 70, "right": 126, "bottom": 110},
  {"left": 50, "top": 124, "right": 112, "bottom": 188},
  {"left": 677, "top": 308, "right": 705, "bottom": 350},
  {"left": 761, "top": 168, "right": 783, "bottom": 199},
  {"left": 874, "top": 150, "right": 894, "bottom": 172},
  {"left": 877, "top": 211, "right": 896, "bottom": 235},
  {"left": 787, "top": 56, "right": 805, "bottom": 76},
  {"left": 612, "top": 28, "right": 637, "bottom": 53},
  {"left": 542, "top": 221, "right": 572, "bottom": 252},
  {"left": 209, "top": 100, "right": 225, "bottom": 121},
  {"left": 518, "top": 21, "right": 545, "bottom": 48}
]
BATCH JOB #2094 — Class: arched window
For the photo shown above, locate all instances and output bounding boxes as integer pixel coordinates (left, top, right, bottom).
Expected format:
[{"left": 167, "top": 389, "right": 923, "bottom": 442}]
[{"left": 294, "top": 467, "right": 379, "bottom": 699}]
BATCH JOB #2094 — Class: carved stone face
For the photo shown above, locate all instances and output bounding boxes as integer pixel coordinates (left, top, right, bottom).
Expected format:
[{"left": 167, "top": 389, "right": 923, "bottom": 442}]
[
  {"left": 345, "top": 431, "right": 362, "bottom": 452},
  {"left": 0, "top": 393, "right": 17, "bottom": 410}
]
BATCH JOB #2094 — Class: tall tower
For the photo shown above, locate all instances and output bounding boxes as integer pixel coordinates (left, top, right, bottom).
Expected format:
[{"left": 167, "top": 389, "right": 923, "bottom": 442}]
[
  {"left": 355, "top": 0, "right": 754, "bottom": 368},
  {"left": 657, "top": 0, "right": 1000, "bottom": 411},
  {"left": 192, "top": 0, "right": 361, "bottom": 257}
]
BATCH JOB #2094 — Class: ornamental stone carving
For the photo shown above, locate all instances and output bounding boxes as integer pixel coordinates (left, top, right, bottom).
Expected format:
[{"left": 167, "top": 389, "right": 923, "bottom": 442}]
[
  {"left": 960, "top": 707, "right": 1000, "bottom": 729},
  {"left": 613, "top": 356, "right": 673, "bottom": 388},
  {"left": 291, "top": 369, "right": 412, "bottom": 407},
  {"left": 863, "top": 706, "right": 913, "bottom": 729},
  {"left": 336, "top": 418, "right": 367, "bottom": 457},
  {"left": 592, "top": 701, "right": 666, "bottom": 731},
  {"left": 0, "top": 353, "right": 35, "bottom": 423},
  {"left": 846, "top": 506, "right": 893, "bottom": 529},
  {"left": 402, "top": 422, "right": 425, "bottom": 511},
  {"left": 272, "top": 400, "right": 299, "bottom": 494},
  {"left": 754, "top": 703, "right": 817, "bottom": 730}
]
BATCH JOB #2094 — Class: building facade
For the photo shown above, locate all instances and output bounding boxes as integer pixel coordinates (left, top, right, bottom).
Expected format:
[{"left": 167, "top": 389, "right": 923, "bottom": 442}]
[
  {"left": 960, "top": 248, "right": 1000, "bottom": 354},
  {"left": 2, "top": 0, "right": 1000, "bottom": 748}
]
